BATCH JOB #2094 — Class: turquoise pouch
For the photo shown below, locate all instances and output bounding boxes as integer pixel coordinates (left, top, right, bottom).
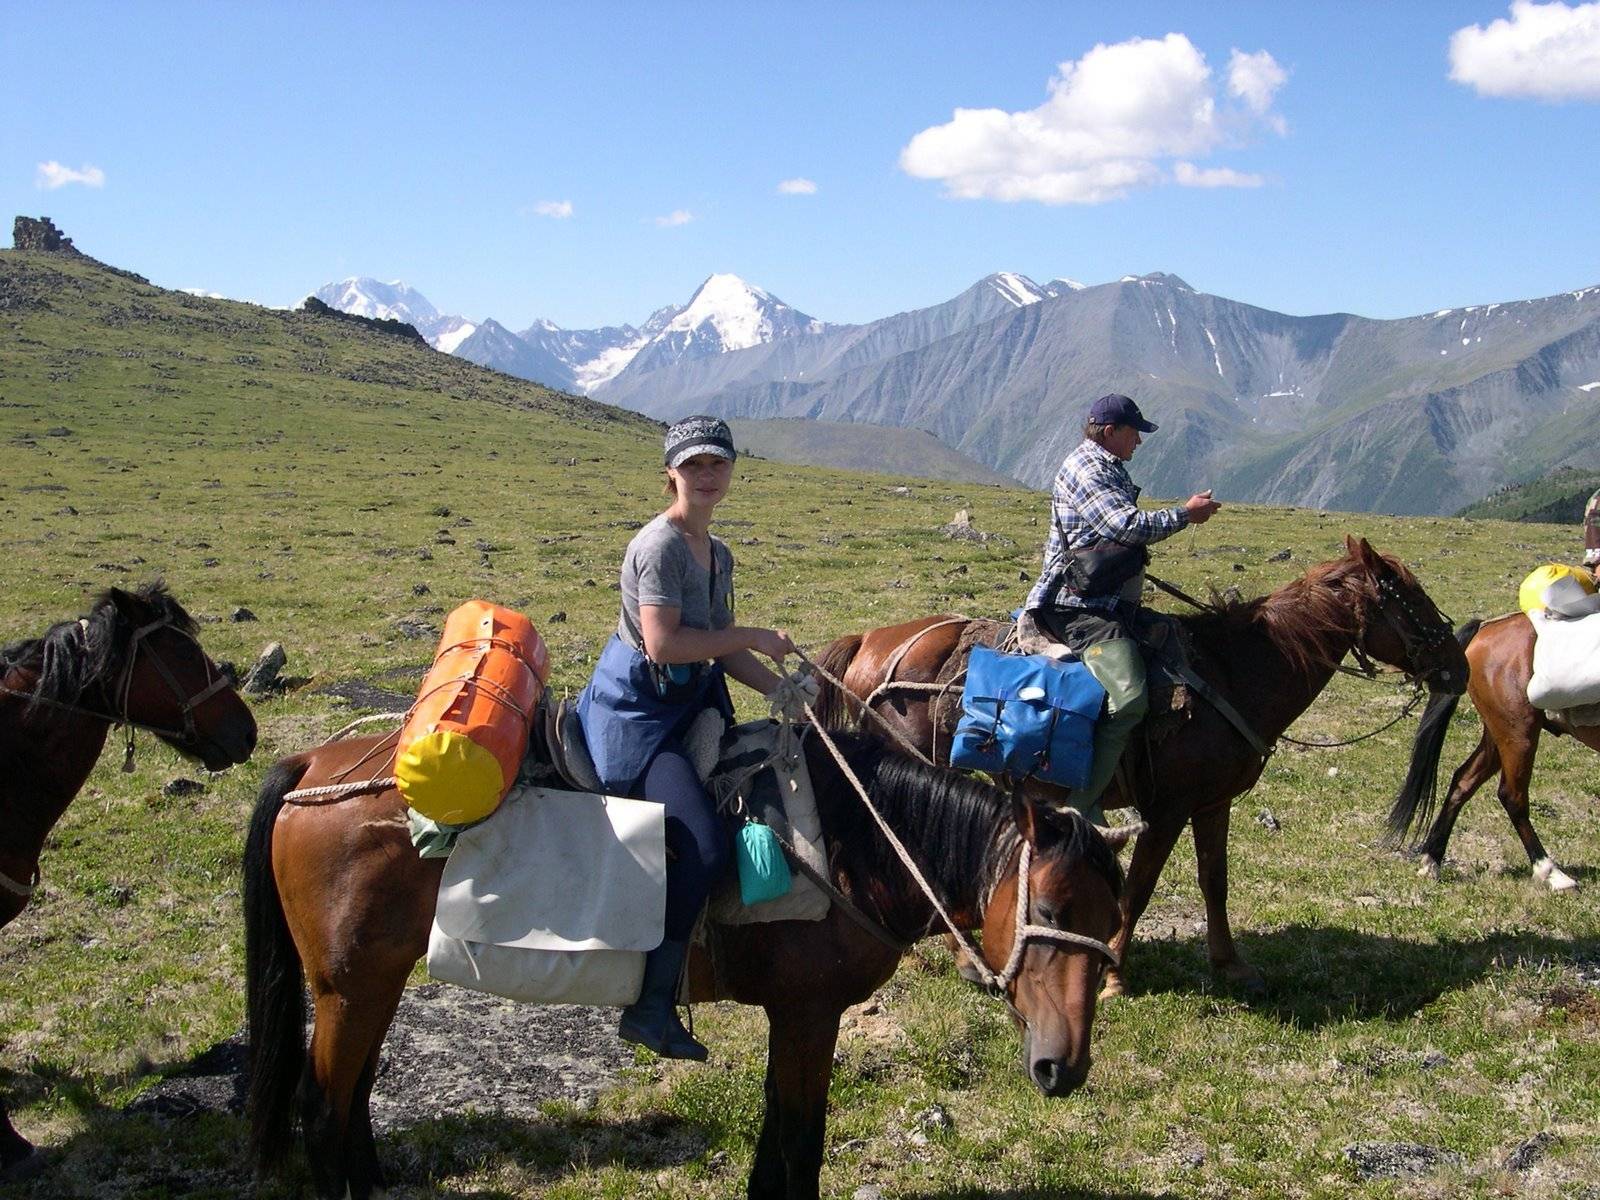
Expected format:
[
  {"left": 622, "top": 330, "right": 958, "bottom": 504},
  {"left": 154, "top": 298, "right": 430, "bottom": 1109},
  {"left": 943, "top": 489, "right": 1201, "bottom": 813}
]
[{"left": 736, "top": 821, "right": 792, "bottom": 905}]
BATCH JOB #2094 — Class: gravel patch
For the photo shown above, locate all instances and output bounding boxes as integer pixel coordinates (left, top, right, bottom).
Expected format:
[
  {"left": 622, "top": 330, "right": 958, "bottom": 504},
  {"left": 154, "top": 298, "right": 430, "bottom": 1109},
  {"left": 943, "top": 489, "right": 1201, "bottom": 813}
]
[
  {"left": 132, "top": 984, "right": 631, "bottom": 1131},
  {"left": 1343, "top": 1140, "right": 1465, "bottom": 1180}
]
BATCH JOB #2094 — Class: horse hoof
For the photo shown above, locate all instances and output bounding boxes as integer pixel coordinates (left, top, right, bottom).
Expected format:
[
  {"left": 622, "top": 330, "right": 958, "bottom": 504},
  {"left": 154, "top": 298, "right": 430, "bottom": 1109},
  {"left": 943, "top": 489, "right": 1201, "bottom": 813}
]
[
  {"left": 1216, "top": 964, "right": 1267, "bottom": 998},
  {"left": 1099, "top": 972, "right": 1125, "bottom": 1000},
  {"left": 1416, "top": 857, "right": 1441, "bottom": 881},
  {"left": 1534, "top": 858, "right": 1579, "bottom": 893}
]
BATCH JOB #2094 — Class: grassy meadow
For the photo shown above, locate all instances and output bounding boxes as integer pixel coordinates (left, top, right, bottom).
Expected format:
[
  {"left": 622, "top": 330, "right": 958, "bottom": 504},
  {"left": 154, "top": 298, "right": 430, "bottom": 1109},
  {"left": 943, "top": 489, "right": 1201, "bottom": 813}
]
[{"left": 1, "top": 247, "right": 1597, "bottom": 1198}]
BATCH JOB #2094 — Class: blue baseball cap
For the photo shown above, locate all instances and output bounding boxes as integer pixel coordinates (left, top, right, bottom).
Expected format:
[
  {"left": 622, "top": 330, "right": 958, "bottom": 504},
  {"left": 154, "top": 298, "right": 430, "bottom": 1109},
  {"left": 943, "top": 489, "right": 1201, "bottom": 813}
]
[{"left": 1088, "top": 393, "right": 1158, "bottom": 432}]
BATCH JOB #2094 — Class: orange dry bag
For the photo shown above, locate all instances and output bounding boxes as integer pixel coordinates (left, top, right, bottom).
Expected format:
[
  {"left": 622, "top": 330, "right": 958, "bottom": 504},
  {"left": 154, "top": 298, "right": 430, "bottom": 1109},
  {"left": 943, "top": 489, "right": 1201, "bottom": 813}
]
[{"left": 396, "top": 601, "right": 550, "bottom": 825}]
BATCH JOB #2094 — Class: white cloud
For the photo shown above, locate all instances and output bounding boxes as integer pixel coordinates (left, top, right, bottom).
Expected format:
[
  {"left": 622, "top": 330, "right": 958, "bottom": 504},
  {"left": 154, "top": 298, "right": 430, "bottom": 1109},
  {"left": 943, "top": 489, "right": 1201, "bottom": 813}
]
[
  {"left": 1174, "top": 161, "right": 1264, "bottom": 188},
  {"left": 532, "top": 199, "right": 573, "bottom": 218},
  {"left": 1450, "top": 1, "right": 1600, "bottom": 100},
  {"left": 899, "top": 33, "right": 1285, "bottom": 204},
  {"left": 180, "top": 287, "right": 226, "bottom": 299},
  {"left": 777, "top": 177, "right": 818, "bottom": 195},
  {"left": 654, "top": 209, "right": 694, "bottom": 227},
  {"left": 36, "top": 161, "right": 106, "bottom": 190},
  {"left": 1228, "top": 48, "right": 1289, "bottom": 133}
]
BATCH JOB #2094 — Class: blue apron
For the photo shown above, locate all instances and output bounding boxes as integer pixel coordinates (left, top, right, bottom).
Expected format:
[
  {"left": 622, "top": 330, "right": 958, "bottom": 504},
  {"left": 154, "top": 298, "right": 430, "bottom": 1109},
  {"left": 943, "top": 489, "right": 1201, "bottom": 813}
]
[{"left": 577, "top": 634, "right": 733, "bottom": 794}]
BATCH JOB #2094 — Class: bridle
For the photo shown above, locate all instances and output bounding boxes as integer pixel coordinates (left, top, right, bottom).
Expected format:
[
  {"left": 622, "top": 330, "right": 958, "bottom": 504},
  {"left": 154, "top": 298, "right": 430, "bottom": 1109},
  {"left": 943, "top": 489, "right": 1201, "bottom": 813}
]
[
  {"left": 1, "top": 615, "right": 233, "bottom": 756},
  {"left": 1348, "top": 571, "right": 1459, "bottom": 690},
  {"left": 979, "top": 839, "right": 1120, "bottom": 1024},
  {"left": 797, "top": 704, "right": 1119, "bottom": 1030}
]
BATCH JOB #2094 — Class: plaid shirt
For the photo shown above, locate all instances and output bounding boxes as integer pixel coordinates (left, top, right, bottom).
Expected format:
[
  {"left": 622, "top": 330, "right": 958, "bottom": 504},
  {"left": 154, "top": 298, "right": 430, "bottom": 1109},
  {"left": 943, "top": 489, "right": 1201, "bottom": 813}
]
[{"left": 1025, "top": 438, "right": 1189, "bottom": 613}]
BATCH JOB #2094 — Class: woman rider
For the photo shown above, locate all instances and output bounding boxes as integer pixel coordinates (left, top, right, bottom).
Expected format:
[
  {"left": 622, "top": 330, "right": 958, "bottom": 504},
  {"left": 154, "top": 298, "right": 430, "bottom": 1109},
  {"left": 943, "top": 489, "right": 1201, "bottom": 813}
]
[{"left": 578, "top": 415, "right": 795, "bottom": 1061}]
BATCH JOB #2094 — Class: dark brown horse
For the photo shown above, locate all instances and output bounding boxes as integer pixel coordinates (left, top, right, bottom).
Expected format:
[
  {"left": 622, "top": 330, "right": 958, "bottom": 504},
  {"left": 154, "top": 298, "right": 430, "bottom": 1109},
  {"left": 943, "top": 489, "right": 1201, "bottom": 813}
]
[
  {"left": 1390, "top": 613, "right": 1583, "bottom": 891},
  {"left": 811, "top": 536, "right": 1468, "bottom": 999},
  {"left": 244, "top": 728, "right": 1128, "bottom": 1200},
  {"left": 0, "top": 583, "right": 258, "bottom": 1176}
]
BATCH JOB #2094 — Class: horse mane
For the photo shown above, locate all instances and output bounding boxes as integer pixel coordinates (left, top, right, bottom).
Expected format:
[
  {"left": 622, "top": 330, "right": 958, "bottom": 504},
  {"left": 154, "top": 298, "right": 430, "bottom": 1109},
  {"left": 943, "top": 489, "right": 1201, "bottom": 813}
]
[
  {"left": 806, "top": 730, "right": 1122, "bottom": 925},
  {"left": 1180, "top": 546, "right": 1415, "bottom": 676},
  {"left": 0, "top": 581, "right": 195, "bottom": 712}
]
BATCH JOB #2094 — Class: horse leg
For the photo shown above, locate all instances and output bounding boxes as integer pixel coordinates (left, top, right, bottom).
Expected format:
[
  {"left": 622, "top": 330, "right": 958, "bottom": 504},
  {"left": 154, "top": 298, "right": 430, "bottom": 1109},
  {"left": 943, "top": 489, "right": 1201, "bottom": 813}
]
[
  {"left": 747, "top": 1006, "right": 842, "bottom": 1200},
  {"left": 1416, "top": 729, "right": 1499, "bottom": 878},
  {"left": 345, "top": 1019, "right": 397, "bottom": 1200},
  {"left": 1190, "top": 802, "right": 1263, "bottom": 995},
  {"left": 300, "top": 981, "right": 404, "bottom": 1200},
  {"left": 1492, "top": 730, "right": 1578, "bottom": 892},
  {"left": 1101, "top": 807, "right": 1189, "bottom": 999}
]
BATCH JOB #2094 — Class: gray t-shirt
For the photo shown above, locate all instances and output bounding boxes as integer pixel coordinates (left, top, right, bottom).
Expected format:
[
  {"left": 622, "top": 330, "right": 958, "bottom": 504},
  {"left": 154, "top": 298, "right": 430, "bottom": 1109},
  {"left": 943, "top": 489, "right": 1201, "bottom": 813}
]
[{"left": 617, "top": 513, "right": 735, "bottom": 652}]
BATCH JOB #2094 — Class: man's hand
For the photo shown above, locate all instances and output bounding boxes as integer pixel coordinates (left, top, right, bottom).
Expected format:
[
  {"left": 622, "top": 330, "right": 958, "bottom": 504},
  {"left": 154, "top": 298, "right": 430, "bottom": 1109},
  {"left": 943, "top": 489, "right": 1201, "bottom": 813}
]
[{"left": 1185, "top": 489, "right": 1221, "bottom": 525}]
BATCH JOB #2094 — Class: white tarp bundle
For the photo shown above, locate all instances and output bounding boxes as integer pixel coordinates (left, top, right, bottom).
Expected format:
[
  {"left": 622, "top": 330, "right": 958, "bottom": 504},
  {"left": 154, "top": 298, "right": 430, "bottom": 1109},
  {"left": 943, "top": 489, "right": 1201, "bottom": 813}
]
[
  {"left": 427, "top": 787, "right": 665, "bottom": 1006},
  {"left": 1528, "top": 610, "right": 1600, "bottom": 711}
]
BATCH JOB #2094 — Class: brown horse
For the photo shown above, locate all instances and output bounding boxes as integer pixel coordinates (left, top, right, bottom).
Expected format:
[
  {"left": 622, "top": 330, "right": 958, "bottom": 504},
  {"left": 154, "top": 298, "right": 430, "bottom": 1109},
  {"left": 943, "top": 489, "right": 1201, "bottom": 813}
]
[
  {"left": 1390, "top": 613, "right": 1584, "bottom": 891},
  {"left": 0, "top": 582, "right": 258, "bottom": 1176},
  {"left": 811, "top": 536, "right": 1468, "bottom": 999},
  {"left": 244, "top": 727, "right": 1128, "bottom": 1200}
]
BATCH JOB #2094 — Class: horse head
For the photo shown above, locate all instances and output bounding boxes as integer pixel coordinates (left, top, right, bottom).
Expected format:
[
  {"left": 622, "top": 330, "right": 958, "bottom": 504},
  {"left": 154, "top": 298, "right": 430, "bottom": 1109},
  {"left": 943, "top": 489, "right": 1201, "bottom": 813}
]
[
  {"left": 1343, "top": 536, "right": 1468, "bottom": 695},
  {"left": 93, "top": 584, "right": 257, "bottom": 770},
  {"left": 980, "top": 795, "right": 1123, "bottom": 1097}
]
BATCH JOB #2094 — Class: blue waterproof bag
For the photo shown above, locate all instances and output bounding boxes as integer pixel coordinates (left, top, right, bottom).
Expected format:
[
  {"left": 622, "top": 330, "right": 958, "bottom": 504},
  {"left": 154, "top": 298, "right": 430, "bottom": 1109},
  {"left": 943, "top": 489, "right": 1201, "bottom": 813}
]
[
  {"left": 950, "top": 646, "right": 1106, "bottom": 788},
  {"left": 736, "top": 821, "right": 793, "bottom": 905}
]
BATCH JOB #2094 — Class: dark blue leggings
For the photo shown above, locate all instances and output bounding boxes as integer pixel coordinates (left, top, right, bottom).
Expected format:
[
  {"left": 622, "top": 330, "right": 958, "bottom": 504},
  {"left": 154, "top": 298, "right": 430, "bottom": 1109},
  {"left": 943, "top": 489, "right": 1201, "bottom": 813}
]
[{"left": 638, "top": 745, "right": 732, "bottom": 940}]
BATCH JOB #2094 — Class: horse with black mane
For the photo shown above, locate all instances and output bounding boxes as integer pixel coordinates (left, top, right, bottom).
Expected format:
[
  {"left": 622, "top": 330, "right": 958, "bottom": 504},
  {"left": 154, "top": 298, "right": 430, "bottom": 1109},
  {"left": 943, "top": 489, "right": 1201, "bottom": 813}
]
[
  {"left": 1390, "top": 613, "right": 1584, "bottom": 892},
  {"left": 0, "top": 582, "right": 257, "bottom": 1177},
  {"left": 811, "top": 536, "right": 1467, "bottom": 999},
  {"left": 245, "top": 727, "right": 1128, "bottom": 1200}
]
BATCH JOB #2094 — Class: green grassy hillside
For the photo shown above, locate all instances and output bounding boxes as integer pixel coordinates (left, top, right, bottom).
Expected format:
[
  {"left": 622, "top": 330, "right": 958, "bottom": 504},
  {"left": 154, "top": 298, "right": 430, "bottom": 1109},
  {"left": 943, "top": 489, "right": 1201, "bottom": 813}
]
[
  {"left": 1, "top": 246, "right": 1596, "bottom": 1198},
  {"left": 1456, "top": 467, "right": 1600, "bottom": 524},
  {"left": 726, "top": 417, "right": 1022, "bottom": 486}
]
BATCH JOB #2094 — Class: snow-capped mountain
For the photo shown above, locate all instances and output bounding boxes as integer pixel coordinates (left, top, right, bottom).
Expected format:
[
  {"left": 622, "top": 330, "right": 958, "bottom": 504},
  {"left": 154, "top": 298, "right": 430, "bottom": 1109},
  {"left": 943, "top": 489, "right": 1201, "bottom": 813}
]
[
  {"left": 311, "top": 277, "right": 478, "bottom": 350},
  {"left": 610, "top": 274, "right": 827, "bottom": 382}
]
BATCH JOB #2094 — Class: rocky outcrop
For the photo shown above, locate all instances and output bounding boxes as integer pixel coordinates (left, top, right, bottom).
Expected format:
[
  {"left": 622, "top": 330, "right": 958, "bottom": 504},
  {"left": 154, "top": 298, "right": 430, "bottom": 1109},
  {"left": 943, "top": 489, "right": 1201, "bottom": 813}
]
[
  {"left": 13, "top": 215, "right": 79, "bottom": 254},
  {"left": 301, "top": 295, "right": 429, "bottom": 347},
  {"left": 9, "top": 215, "right": 149, "bottom": 284}
]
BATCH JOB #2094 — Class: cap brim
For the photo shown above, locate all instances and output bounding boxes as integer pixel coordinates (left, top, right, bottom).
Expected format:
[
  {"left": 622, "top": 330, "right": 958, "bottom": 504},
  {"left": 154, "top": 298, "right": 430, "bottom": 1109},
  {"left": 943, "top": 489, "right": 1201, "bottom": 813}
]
[
  {"left": 666, "top": 442, "right": 737, "bottom": 469},
  {"left": 1134, "top": 418, "right": 1158, "bottom": 433}
]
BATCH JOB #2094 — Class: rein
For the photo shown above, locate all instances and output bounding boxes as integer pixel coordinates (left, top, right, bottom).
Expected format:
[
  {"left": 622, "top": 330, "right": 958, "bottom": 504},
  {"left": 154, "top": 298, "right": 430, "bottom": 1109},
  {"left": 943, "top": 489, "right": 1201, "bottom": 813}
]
[
  {"left": 796, "top": 689, "right": 1120, "bottom": 1022},
  {"left": 1146, "top": 568, "right": 1455, "bottom": 753}
]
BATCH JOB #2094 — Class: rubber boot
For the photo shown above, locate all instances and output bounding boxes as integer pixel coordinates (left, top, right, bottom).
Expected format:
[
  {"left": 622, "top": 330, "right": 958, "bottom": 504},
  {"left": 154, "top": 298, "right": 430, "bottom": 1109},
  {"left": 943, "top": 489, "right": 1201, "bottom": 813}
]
[
  {"left": 1074, "top": 639, "right": 1149, "bottom": 823},
  {"left": 618, "top": 939, "right": 707, "bottom": 1061}
]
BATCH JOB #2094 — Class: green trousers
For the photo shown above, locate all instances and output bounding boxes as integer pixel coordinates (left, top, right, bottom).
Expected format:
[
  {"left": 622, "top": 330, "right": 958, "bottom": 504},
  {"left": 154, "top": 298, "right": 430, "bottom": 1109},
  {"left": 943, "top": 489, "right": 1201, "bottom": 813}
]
[
  {"left": 1077, "top": 638, "right": 1148, "bottom": 821},
  {"left": 1026, "top": 607, "right": 1148, "bottom": 825}
]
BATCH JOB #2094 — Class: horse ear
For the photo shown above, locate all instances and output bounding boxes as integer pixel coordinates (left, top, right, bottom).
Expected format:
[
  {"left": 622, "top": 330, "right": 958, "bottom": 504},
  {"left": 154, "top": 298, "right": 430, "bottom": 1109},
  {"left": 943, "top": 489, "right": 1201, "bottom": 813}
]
[
  {"left": 1343, "top": 533, "right": 1361, "bottom": 559},
  {"left": 107, "top": 587, "right": 139, "bottom": 616},
  {"left": 1011, "top": 788, "right": 1039, "bottom": 845}
]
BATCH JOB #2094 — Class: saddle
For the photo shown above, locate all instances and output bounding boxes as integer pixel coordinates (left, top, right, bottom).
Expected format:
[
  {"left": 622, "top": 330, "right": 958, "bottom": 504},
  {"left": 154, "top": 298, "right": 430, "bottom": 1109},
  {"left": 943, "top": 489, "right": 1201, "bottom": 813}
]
[{"left": 947, "top": 616, "right": 1194, "bottom": 748}]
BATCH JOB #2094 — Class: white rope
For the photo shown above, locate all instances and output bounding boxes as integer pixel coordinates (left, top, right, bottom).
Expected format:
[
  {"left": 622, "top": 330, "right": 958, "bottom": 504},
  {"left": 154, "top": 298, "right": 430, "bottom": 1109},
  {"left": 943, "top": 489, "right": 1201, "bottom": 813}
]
[
  {"left": 327, "top": 712, "right": 406, "bottom": 741},
  {"left": 282, "top": 776, "right": 397, "bottom": 803},
  {"left": 798, "top": 701, "right": 1119, "bottom": 1002},
  {"left": 796, "top": 651, "right": 936, "bottom": 766}
]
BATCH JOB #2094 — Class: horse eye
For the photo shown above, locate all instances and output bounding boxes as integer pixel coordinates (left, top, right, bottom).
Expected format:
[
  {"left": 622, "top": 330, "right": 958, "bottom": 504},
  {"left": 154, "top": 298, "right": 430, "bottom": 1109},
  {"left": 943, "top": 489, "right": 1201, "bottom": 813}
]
[{"left": 1035, "top": 903, "right": 1060, "bottom": 927}]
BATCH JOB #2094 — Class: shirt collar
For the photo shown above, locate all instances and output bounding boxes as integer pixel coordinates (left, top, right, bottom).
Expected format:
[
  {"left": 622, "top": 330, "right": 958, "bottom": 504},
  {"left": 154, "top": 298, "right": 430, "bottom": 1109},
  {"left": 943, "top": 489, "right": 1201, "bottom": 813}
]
[{"left": 1080, "top": 438, "right": 1123, "bottom": 469}]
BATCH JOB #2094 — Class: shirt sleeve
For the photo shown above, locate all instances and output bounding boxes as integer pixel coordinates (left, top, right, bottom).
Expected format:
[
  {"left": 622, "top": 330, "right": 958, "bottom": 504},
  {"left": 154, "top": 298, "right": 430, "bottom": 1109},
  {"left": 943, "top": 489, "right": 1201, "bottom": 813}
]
[
  {"left": 632, "top": 530, "right": 687, "bottom": 609},
  {"left": 1064, "top": 458, "right": 1190, "bottom": 545}
]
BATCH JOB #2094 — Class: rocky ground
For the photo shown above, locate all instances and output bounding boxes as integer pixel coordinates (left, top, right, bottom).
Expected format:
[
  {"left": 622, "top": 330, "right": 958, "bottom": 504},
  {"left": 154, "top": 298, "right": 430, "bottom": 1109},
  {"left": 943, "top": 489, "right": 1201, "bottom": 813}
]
[{"left": 132, "top": 984, "right": 632, "bottom": 1130}]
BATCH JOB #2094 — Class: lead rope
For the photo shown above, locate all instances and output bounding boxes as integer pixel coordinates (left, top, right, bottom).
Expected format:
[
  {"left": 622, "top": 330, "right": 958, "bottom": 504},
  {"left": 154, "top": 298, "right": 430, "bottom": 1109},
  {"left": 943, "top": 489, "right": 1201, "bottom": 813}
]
[{"left": 798, "top": 694, "right": 1120, "bottom": 1001}]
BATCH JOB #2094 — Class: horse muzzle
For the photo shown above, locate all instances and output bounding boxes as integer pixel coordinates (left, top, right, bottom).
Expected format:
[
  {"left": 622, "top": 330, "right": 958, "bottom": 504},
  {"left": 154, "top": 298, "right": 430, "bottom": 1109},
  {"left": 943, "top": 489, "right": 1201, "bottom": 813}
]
[{"left": 1022, "top": 1029, "right": 1090, "bottom": 1097}]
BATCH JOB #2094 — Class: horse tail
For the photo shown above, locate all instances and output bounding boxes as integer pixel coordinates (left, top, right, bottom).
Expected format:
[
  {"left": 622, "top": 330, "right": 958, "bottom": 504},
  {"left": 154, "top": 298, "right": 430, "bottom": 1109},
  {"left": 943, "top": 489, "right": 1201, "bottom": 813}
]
[
  {"left": 244, "top": 754, "right": 311, "bottom": 1176},
  {"left": 1386, "top": 618, "right": 1482, "bottom": 846},
  {"left": 810, "top": 634, "right": 865, "bottom": 729}
]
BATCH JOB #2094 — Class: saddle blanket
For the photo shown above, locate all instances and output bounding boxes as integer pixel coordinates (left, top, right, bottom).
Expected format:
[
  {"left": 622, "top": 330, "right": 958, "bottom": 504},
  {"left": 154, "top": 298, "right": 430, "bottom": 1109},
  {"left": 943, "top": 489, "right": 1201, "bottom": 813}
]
[
  {"left": 427, "top": 787, "right": 665, "bottom": 1006},
  {"left": 1527, "top": 610, "right": 1600, "bottom": 711}
]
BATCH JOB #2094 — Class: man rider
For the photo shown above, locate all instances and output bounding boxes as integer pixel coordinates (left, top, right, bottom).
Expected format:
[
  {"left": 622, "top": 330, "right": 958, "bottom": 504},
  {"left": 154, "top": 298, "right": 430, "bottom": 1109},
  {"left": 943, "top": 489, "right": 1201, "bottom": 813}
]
[{"left": 1019, "top": 393, "right": 1221, "bottom": 825}]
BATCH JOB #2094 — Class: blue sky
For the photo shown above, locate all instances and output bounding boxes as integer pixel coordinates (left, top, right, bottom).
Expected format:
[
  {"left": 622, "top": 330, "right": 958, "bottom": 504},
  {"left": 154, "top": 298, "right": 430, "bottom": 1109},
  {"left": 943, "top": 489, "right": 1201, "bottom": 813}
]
[{"left": 4, "top": 1, "right": 1599, "bottom": 330}]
